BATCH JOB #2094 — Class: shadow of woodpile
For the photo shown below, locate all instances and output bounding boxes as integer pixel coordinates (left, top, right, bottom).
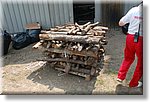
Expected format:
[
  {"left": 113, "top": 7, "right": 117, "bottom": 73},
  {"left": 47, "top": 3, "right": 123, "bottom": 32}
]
[{"left": 27, "top": 62, "right": 97, "bottom": 95}]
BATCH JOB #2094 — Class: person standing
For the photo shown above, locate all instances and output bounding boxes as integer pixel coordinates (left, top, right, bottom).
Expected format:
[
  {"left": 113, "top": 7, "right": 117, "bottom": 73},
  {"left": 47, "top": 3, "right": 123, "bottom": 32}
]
[{"left": 117, "top": 2, "right": 143, "bottom": 87}]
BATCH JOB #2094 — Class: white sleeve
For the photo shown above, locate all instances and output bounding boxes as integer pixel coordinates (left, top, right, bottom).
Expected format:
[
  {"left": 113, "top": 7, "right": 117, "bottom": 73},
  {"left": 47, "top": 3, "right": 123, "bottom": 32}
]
[{"left": 120, "top": 8, "right": 134, "bottom": 24}]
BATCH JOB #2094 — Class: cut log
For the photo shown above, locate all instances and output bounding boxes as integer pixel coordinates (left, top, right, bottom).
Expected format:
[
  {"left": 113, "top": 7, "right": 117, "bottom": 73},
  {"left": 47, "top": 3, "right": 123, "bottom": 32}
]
[
  {"left": 45, "top": 48, "right": 98, "bottom": 58},
  {"left": 39, "top": 34, "right": 103, "bottom": 44},
  {"left": 68, "top": 27, "right": 76, "bottom": 34},
  {"left": 82, "top": 22, "right": 91, "bottom": 29},
  {"left": 72, "top": 27, "right": 80, "bottom": 34},
  {"left": 32, "top": 42, "right": 43, "bottom": 49},
  {"left": 37, "top": 58, "right": 97, "bottom": 67},
  {"left": 93, "top": 26, "right": 109, "bottom": 31},
  {"left": 82, "top": 22, "right": 99, "bottom": 35}
]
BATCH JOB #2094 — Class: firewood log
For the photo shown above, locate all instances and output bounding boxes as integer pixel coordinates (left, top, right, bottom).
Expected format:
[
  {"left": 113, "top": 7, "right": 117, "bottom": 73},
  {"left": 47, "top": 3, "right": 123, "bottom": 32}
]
[
  {"left": 82, "top": 22, "right": 99, "bottom": 35},
  {"left": 39, "top": 34, "right": 103, "bottom": 44}
]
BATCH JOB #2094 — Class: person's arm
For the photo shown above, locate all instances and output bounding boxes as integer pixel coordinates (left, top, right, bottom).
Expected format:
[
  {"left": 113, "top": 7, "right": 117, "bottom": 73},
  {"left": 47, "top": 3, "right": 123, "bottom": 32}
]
[{"left": 118, "top": 7, "right": 134, "bottom": 27}]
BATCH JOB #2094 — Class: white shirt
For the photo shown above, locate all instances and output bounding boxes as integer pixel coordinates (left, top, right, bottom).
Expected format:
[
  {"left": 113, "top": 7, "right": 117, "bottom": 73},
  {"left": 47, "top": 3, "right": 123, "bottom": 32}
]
[{"left": 120, "top": 5, "right": 143, "bottom": 36}]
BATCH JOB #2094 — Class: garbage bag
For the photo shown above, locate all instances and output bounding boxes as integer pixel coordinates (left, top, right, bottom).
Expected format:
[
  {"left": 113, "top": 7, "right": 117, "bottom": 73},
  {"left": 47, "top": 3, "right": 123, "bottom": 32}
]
[
  {"left": 2, "top": 30, "right": 11, "bottom": 55},
  {"left": 12, "top": 32, "right": 31, "bottom": 50},
  {"left": 26, "top": 29, "right": 41, "bottom": 43},
  {"left": 121, "top": 23, "right": 129, "bottom": 35}
]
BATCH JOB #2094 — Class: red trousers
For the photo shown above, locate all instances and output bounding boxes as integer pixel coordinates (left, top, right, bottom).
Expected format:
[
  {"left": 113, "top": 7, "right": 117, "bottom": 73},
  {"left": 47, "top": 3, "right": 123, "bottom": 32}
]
[{"left": 117, "top": 34, "right": 143, "bottom": 87}]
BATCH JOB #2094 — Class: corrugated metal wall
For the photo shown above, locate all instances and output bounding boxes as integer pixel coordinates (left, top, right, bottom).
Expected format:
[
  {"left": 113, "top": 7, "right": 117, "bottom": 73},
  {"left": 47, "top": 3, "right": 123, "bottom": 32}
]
[
  {"left": 124, "top": 0, "right": 142, "bottom": 13},
  {"left": 94, "top": 0, "right": 142, "bottom": 27},
  {"left": 0, "top": 0, "right": 142, "bottom": 33},
  {"left": 1, "top": 0, "right": 74, "bottom": 33},
  {"left": 0, "top": 2, "right": 3, "bottom": 31}
]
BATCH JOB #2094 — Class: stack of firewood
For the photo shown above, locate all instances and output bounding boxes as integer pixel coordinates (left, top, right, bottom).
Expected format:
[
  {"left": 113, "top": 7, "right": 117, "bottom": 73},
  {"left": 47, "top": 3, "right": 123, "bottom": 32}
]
[{"left": 33, "top": 22, "right": 108, "bottom": 80}]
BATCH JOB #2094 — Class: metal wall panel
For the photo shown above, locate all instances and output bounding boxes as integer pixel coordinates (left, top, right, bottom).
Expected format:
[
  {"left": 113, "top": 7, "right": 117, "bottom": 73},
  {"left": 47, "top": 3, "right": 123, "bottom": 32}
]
[
  {"left": 1, "top": 0, "right": 74, "bottom": 33},
  {"left": 0, "top": 0, "right": 141, "bottom": 33},
  {"left": 123, "top": 0, "right": 142, "bottom": 14}
]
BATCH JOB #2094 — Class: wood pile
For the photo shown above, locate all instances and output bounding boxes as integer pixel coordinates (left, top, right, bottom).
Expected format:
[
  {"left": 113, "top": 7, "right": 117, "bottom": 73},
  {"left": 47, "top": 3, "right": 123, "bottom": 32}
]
[{"left": 33, "top": 22, "right": 108, "bottom": 80}]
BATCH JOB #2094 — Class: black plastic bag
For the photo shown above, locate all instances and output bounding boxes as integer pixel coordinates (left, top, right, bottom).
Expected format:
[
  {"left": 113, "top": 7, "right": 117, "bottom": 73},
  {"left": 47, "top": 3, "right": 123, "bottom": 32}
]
[
  {"left": 26, "top": 29, "right": 41, "bottom": 43},
  {"left": 25, "top": 22, "right": 41, "bottom": 43},
  {"left": 12, "top": 32, "right": 31, "bottom": 50},
  {"left": 121, "top": 23, "right": 129, "bottom": 35},
  {"left": 2, "top": 30, "right": 11, "bottom": 55}
]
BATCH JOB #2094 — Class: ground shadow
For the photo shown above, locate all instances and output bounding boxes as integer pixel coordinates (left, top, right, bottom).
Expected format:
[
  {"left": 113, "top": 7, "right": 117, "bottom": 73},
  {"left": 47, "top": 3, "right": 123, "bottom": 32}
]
[
  {"left": 27, "top": 62, "right": 97, "bottom": 95},
  {"left": 115, "top": 84, "right": 143, "bottom": 95}
]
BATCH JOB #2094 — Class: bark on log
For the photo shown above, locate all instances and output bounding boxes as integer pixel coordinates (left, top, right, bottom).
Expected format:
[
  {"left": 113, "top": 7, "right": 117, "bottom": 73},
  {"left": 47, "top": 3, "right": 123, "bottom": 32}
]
[
  {"left": 82, "top": 22, "right": 99, "bottom": 35},
  {"left": 39, "top": 34, "right": 103, "bottom": 44},
  {"left": 75, "top": 22, "right": 91, "bottom": 30},
  {"left": 45, "top": 48, "right": 98, "bottom": 58},
  {"left": 72, "top": 27, "right": 80, "bottom": 34},
  {"left": 37, "top": 58, "right": 97, "bottom": 67},
  {"left": 68, "top": 27, "right": 76, "bottom": 34},
  {"left": 93, "top": 26, "right": 109, "bottom": 31},
  {"left": 82, "top": 22, "right": 91, "bottom": 29},
  {"left": 40, "top": 30, "right": 106, "bottom": 35}
]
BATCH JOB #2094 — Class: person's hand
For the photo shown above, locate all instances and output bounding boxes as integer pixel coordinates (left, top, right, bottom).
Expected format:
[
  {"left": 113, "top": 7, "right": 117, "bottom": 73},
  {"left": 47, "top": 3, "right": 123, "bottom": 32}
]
[{"left": 119, "top": 21, "right": 126, "bottom": 26}]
